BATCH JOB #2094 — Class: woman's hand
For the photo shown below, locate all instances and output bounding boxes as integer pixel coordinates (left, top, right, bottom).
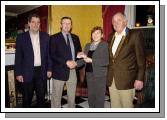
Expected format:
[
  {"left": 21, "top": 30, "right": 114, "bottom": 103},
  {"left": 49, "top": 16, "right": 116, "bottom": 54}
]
[
  {"left": 84, "top": 57, "right": 92, "bottom": 63},
  {"left": 77, "top": 52, "right": 87, "bottom": 59}
]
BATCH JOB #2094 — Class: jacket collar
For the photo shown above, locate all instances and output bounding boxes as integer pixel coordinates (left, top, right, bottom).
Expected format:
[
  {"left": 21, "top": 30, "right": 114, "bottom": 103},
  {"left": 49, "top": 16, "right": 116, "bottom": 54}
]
[{"left": 109, "top": 27, "right": 130, "bottom": 59}]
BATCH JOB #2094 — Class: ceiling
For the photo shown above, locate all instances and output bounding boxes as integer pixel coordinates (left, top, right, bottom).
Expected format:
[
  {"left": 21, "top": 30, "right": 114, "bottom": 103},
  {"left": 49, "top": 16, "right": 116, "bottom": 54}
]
[
  {"left": 5, "top": 5, "right": 41, "bottom": 21},
  {"left": 5, "top": 5, "right": 42, "bottom": 16}
]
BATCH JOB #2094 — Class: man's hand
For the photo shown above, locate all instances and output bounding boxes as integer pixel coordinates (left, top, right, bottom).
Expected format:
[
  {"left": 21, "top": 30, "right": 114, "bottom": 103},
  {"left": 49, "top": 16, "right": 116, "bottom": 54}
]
[
  {"left": 134, "top": 80, "right": 143, "bottom": 90},
  {"left": 16, "top": 75, "right": 24, "bottom": 82},
  {"left": 66, "top": 60, "right": 77, "bottom": 69},
  {"left": 47, "top": 71, "right": 52, "bottom": 78}
]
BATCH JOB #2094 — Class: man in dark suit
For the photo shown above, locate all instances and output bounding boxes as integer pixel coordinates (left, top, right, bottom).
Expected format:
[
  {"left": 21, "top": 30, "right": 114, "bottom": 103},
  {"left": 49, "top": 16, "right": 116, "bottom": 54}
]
[
  {"left": 50, "top": 16, "right": 82, "bottom": 108},
  {"left": 15, "top": 14, "right": 52, "bottom": 108},
  {"left": 107, "top": 12, "right": 146, "bottom": 108}
]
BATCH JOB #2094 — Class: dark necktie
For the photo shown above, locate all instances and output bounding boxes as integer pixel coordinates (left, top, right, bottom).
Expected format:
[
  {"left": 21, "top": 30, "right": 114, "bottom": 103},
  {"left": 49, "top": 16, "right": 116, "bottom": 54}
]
[{"left": 66, "top": 34, "right": 72, "bottom": 59}]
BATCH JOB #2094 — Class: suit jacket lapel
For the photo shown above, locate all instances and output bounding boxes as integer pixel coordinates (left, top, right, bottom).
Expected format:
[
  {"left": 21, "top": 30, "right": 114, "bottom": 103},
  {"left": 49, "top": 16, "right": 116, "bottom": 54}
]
[
  {"left": 39, "top": 32, "right": 43, "bottom": 60},
  {"left": 27, "top": 32, "right": 34, "bottom": 55},
  {"left": 92, "top": 41, "right": 102, "bottom": 57},
  {"left": 85, "top": 43, "right": 90, "bottom": 54},
  {"left": 60, "top": 32, "right": 68, "bottom": 47},
  {"left": 71, "top": 35, "right": 76, "bottom": 51},
  {"left": 109, "top": 35, "right": 115, "bottom": 58},
  {"left": 113, "top": 35, "right": 126, "bottom": 58},
  {"left": 112, "top": 29, "right": 130, "bottom": 59}
]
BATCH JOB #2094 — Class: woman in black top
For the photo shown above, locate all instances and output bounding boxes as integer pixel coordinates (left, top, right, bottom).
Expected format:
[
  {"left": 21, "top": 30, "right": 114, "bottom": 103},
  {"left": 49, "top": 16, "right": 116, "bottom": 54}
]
[{"left": 77, "top": 26, "right": 109, "bottom": 108}]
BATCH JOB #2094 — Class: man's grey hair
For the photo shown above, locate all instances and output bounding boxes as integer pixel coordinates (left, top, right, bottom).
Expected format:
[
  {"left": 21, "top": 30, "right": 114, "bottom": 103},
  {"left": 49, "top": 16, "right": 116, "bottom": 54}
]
[{"left": 113, "top": 12, "right": 127, "bottom": 20}]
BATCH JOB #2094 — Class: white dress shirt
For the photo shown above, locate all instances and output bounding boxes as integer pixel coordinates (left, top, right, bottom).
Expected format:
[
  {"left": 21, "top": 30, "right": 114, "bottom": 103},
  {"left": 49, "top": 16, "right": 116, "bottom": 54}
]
[
  {"left": 112, "top": 27, "right": 126, "bottom": 55},
  {"left": 29, "top": 31, "right": 41, "bottom": 66}
]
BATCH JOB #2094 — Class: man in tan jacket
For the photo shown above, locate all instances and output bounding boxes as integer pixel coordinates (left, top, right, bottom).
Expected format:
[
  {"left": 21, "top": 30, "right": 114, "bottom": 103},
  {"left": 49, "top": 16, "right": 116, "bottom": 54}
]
[{"left": 107, "top": 12, "right": 145, "bottom": 108}]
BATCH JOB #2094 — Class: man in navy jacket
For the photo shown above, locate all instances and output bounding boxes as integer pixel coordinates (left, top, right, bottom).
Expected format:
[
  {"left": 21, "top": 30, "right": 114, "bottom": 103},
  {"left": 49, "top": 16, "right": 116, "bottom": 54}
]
[
  {"left": 15, "top": 14, "right": 52, "bottom": 107},
  {"left": 50, "top": 16, "right": 82, "bottom": 107}
]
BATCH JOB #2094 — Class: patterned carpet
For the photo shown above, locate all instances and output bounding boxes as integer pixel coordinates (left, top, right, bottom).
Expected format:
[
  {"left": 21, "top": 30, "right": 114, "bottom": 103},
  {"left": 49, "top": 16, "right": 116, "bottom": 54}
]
[
  {"left": 15, "top": 83, "right": 155, "bottom": 108},
  {"left": 16, "top": 89, "right": 111, "bottom": 108}
]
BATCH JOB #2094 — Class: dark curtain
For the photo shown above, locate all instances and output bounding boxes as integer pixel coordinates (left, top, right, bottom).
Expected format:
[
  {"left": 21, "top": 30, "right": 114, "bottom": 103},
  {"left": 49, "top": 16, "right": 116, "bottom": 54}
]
[
  {"left": 102, "top": 5, "right": 125, "bottom": 41},
  {"left": 18, "top": 5, "right": 48, "bottom": 32},
  {"left": 40, "top": 17, "right": 48, "bottom": 32}
]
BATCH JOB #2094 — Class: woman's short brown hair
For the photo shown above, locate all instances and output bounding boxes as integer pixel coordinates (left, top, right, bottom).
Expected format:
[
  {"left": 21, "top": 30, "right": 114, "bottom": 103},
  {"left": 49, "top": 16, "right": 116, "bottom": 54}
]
[
  {"left": 91, "top": 26, "right": 103, "bottom": 36},
  {"left": 91, "top": 26, "right": 103, "bottom": 40}
]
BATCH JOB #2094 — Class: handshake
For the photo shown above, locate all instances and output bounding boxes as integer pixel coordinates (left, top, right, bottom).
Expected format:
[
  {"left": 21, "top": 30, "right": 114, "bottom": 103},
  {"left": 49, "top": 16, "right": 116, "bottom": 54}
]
[
  {"left": 66, "top": 52, "right": 93, "bottom": 69},
  {"left": 77, "top": 52, "right": 92, "bottom": 63}
]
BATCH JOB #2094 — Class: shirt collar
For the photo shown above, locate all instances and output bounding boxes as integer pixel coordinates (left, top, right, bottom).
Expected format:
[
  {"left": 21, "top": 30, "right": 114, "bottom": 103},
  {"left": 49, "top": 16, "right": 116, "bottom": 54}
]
[
  {"left": 29, "top": 30, "right": 39, "bottom": 35},
  {"left": 62, "top": 32, "right": 72, "bottom": 40},
  {"left": 115, "top": 27, "right": 126, "bottom": 37},
  {"left": 62, "top": 31, "right": 70, "bottom": 36}
]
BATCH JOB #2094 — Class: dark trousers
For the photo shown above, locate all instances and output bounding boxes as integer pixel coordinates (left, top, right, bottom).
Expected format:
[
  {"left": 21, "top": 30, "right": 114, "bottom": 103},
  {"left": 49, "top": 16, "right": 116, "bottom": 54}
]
[
  {"left": 86, "top": 72, "right": 106, "bottom": 108},
  {"left": 22, "top": 66, "right": 45, "bottom": 108}
]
